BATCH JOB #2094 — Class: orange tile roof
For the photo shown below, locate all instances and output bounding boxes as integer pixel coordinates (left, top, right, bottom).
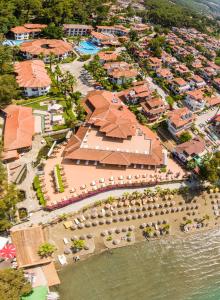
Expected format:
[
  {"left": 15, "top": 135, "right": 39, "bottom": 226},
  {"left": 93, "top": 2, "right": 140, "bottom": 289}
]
[
  {"left": 186, "top": 89, "right": 204, "bottom": 101},
  {"left": 167, "top": 107, "right": 194, "bottom": 128},
  {"left": 173, "top": 77, "right": 187, "bottom": 86},
  {"left": 64, "top": 90, "right": 163, "bottom": 167},
  {"left": 11, "top": 24, "right": 46, "bottom": 34},
  {"left": 110, "top": 68, "right": 138, "bottom": 79},
  {"left": 91, "top": 31, "right": 111, "bottom": 41},
  {"left": 3, "top": 105, "right": 34, "bottom": 152},
  {"left": 14, "top": 60, "right": 51, "bottom": 88},
  {"left": 20, "top": 39, "right": 72, "bottom": 56},
  {"left": 98, "top": 51, "right": 118, "bottom": 62}
]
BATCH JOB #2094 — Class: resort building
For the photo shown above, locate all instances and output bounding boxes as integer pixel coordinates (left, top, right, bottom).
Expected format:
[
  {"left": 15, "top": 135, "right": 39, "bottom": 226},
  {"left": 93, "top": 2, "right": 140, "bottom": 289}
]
[
  {"left": 10, "top": 23, "right": 47, "bottom": 40},
  {"left": 156, "top": 68, "right": 173, "bottom": 80},
  {"left": 14, "top": 60, "right": 51, "bottom": 97},
  {"left": 20, "top": 39, "right": 72, "bottom": 63},
  {"left": 190, "top": 75, "right": 206, "bottom": 89},
  {"left": 91, "top": 31, "right": 119, "bottom": 46},
  {"left": 98, "top": 51, "right": 118, "bottom": 64},
  {"left": 210, "top": 115, "right": 220, "bottom": 135},
  {"left": 185, "top": 89, "right": 206, "bottom": 112},
  {"left": 173, "top": 137, "right": 206, "bottom": 163},
  {"left": 170, "top": 78, "right": 191, "bottom": 94},
  {"left": 141, "top": 97, "right": 168, "bottom": 122},
  {"left": 96, "top": 25, "right": 129, "bottom": 36},
  {"left": 63, "top": 90, "right": 165, "bottom": 169},
  {"left": 148, "top": 57, "right": 162, "bottom": 71},
  {"left": 167, "top": 107, "right": 194, "bottom": 137},
  {"left": 118, "top": 81, "right": 152, "bottom": 104},
  {"left": 63, "top": 24, "right": 93, "bottom": 36},
  {"left": 103, "top": 61, "right": 138, "bottom": 85},
  {"left": 11, "top": 226, "right": 60, "bottom": 287},
  {"left": 2, "top": 105, "right": 35, "bottom": 161}
]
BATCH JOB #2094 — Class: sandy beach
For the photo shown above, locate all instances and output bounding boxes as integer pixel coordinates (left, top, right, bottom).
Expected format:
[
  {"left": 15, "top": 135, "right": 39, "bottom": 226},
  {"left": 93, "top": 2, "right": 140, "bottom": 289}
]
[{"left": 42, "top": 187, "right": 220, "bottom": 268}]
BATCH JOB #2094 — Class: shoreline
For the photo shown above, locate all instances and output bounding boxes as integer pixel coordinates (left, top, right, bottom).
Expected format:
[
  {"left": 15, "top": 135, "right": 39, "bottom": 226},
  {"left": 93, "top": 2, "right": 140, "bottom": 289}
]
[{"left": 55, "top": 221, "right": 220, "bottom": 272}]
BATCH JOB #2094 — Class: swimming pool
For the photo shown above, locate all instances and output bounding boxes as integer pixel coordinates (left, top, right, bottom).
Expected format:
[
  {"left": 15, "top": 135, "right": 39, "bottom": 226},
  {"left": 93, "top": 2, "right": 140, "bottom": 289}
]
[
  {"left": 2, "top": 39, "right": 32, "bottom": 46},
  {"left": 76, "top": 40, "right": 100, "bottom": 55}
]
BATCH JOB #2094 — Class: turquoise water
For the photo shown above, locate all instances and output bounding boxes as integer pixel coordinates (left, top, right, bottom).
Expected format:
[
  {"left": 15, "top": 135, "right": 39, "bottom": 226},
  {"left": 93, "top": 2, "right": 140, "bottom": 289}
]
[
  {"left": 76, "top": 40, "right": 100, "bottom": 55},
  {"left": 2, "top": 39, "right": 32, "bottom": 46},
  {"left": 54, "top": 228, "right": 220, "bottom": 300}
]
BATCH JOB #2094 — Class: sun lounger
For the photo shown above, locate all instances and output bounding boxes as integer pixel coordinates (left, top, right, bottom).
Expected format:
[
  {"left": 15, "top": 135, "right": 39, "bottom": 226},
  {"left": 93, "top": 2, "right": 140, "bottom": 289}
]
[
  {"left": 74, "top": 218, "right": 80, "bottom": 225},
  {"left": 58, "top": 254, "right": 67, "bottom": 265},
  {"left": 63, "top": 238, "right": 69, "bottom": 244}
]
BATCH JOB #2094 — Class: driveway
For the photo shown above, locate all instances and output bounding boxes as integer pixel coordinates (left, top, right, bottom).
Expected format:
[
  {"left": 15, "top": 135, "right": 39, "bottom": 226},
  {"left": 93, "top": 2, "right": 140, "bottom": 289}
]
[
  {"left": 60, "top": 58, "right": 94, "bottom": 96},
  {"left": 145, "top": 76, "right": 168, "bottom": 102}
]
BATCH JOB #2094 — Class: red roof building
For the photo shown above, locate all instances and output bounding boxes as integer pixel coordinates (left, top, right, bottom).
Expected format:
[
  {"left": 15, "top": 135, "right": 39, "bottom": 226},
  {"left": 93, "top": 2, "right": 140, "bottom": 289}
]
[
  {"left": 2, "top": 105, "right": 35, "bottom": 159},
  {"left": 10, "top": 24, "right": 47, "bottom": 40},
  {"left": 14, "top": 60, "right": 51, "bottom": 97},
  {"left": 64, "top": 90, "right": 164, "bottom": 168}
]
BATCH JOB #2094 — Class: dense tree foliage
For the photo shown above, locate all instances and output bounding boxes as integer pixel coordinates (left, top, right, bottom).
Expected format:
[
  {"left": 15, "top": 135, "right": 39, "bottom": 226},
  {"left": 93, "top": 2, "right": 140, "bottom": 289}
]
[
  {"left": 0, "top": 0, "right": 113, "bottom": 33},
  {"left": 200, "top": 152, "right": 220, "bottom": 183},
  {"left": 0, "top": 269, "right": 32, "bottom": 300}
]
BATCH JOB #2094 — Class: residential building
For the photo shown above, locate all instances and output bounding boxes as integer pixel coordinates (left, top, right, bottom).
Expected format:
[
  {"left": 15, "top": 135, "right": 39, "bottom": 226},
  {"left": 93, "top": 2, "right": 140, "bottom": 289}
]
[
  {"left": 91, "top": 31, "right": 119, "bottom": 46},
  {"left": 148, "top": 57, "right": 162, "bottom": 71},
  {"left": 2, "top": 105, "right": 35, "bottom": 160},
  {"left": 10, "top": 23, "right": 47, "bottom": 40},
  {"left": 64, "top": 90, "right": 165, "bottom": 169},
  {"left": 118, "top": 81, "right": 152, "bottom": 104},
  {"left": 98, "top": 51, "right": 118, "bottom": 64},
  {"left": 173, "top": 137, "right": 206, "bottom": 163},
  {"left": 167, "top": 107, "right": 194, "bottom": 137},
  {"left": 156, "top": 68, "right": 173, "bottom": 80},
  {"left": 190, "top": 75, "right": 206, "bottom": 89},
  {"left": 63, "top": 24, "right": 93, "bottom": 36},
  {"left": 14, "top": 60, "right": 51, "bottom": 97},
  {"left": 213, "top": 78, "right": 220, "bottom": 91},
  {"left": 20, "top": 39, "right": 72, "bottom": 63},
  {"left": 141, "top": 97, "right": 168, "bottom": 122},
  {"left": 185, "top": 89, "right": 206, "bottom": 112},
  {"left": 96, "top": 25, "right": 129, "bottom": 36},
  {"left": 104, "top": 61, "right": 138, "bottom": 85},
  {"left": 170, "top": 78, "right": 191, "bottom": 94}
]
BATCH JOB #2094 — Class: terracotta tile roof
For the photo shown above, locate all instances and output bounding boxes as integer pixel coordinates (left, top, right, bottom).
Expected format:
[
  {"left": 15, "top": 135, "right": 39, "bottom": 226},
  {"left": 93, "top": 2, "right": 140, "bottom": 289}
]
[
  {"left": 14, "top": 60, "right": 51, "bottom": 88},
  {"left": 98, "top": 51, "right": 118, "bottom": 62},
  {"left": 186, "top": 89, "right": 204, "bottom": 102},
  {"left": 173, "top": 77, "right": 187, "bottom": 86},
  {"left": 191, "top": 75, "right": 204, "bottom": 83},
  {"left": 206, "top": 96, "right": 220, "bottom": 106},
  {"left": 3, "top": 105, "right": 34, "bottom": 151},
  {"left": 175, "top": 137, "right": 206, "bottom": 156},
  {"left": 104, "top": 61, "right": 129, "bottom": 70},
  {"left": 110, "top": 68, "right": 138, "bottom": 79},
  {"left": 11, "top": 23, "right": 46, "bottom": 34},
  {"left": 64, "top": 90, "right": 163, "bottom": 167},
  {"left": 145, "top": 97, "right": 164, "bottom": 108},
  {"left": 157, "top": 68, "right": 173, "bottom": 78},
  {"left": 167, "top": 107, "right": 194, "bottom": 128},
  {"left": 20, "top": 39, "right": 72, "bottom": 56},
  {"left": 91, "top": 31, "right": 111, "bottom": 41}
]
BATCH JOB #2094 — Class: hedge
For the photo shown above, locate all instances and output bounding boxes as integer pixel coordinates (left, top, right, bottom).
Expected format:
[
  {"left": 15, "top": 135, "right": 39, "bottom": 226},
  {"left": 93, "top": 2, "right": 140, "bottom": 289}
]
[{"left": 33, "top": 176, "right": 46, "bottom": 206}]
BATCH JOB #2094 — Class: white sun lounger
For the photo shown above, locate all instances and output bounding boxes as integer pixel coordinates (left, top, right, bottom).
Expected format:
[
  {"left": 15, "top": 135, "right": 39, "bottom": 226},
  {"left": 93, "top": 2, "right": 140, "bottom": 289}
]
[
  {"left": 74, "top": 218, "right": 80, "bottom": 225},
  {"left": 58, "top": 254, "right": 67, "bottom": 265},
  {"left": 63, "top": 238, "right": 69, "bottom": 244}
]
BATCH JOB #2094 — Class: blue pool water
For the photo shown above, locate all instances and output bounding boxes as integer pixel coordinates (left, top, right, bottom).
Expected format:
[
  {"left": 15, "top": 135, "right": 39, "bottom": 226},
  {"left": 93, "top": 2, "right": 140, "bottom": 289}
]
[
  {"left": 2, "top": 39, "right": 32, "bottom": 46},
  {"left": 76, "top": 40, "right": 100, "bottom": 55}
]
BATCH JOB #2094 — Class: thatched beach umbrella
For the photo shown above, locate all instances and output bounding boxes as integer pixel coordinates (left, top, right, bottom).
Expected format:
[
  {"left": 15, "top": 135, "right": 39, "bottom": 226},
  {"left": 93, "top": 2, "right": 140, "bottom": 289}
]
[
  {"left": 84, "top": 246, "right": 90, "bottom": 250},
  {"left": 115, "top": 228, "right": 121, "bottom": 234},
  {"left": 140, "top": 223, "right": 146, "bottom": 229},
  {"left": 113, "top": 217, "right": 118, "bottom": 223},
  {"left": 87, "top": 233, "right": 93, "bottom": 239},
  {"left": 108, "top": 229, "right": 114, "bottom": 235},
  {"left": 126, "top": 215, "right": 132, "bottom": 221},
  {"left": 78, "top": 223, "right": 84, "bottom": 229},
  {"left": 113, "top": 239, "right": 120, "bottom": 245},
  {"left": 85, "top": 221, "right": 92, "bottom": 228},
  {"left": 71, "top": 225, "right": 77, "bottom": 230},
  {"left": 64, "top": 248, "right": 72, "bottom": 255},
  {"left": 105, "top": 211, "right": 112, "bottom": 217},
  {"left": 71, "top": 235, "right": 78, "bottom": 241},
  {"left": 120, "top": 216, "right": 125, "bottom": 222},
  {"left": 101, "top": 231, "right": 108, "bottom": 237},
  {"left": 106, "top": 218, "right": 112, "bottom": 224},
  {"left": 138, "top": 213, "right": 143, "bottom": 219},
  {"left": 128, "top": 225, "right": 135, "bottom": 231},
  {"left": 127, "top": 237, "right": 132, "bottom": 242},
  {"left": 122, "top": 227, "right": 127, "bottom": 232},
  {"left": 92, "top": 220, "right": 98, "bottom": 226},
  {"left": 79, "top": 234, "right": 86, "bottom": 240},
  {"left": 91, "top": 212, "right": 98, "bottom": 219},
  {"left": 99, "top": 220, "right": 104, "bottom": 225}
]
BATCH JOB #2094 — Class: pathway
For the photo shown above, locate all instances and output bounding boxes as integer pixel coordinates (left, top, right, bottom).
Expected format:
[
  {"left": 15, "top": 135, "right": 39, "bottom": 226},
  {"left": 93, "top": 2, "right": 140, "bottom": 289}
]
[{"left": 13, "top": 179, "right": 201, "bottom": 230}]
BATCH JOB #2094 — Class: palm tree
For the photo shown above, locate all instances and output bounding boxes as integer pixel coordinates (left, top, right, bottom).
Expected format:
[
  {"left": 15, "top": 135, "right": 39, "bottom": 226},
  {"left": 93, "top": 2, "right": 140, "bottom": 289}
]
[
  {"left": 38, "top": 243, "right": 57, "bottom": 258},
  {"left": 106, "top": 196, "right": 116, "bottom": 204},
  {"left": 122, "top": 192, "right": 130, "bottom": 201},
  {"left": 72, "top": 239, "right": 85, "bottom": 252},
  {"left": 48, "top": 52, "right": 56, "bottom": 70},
  {"left": 143, "top": 227, "right": 153, "bottom": 237}
]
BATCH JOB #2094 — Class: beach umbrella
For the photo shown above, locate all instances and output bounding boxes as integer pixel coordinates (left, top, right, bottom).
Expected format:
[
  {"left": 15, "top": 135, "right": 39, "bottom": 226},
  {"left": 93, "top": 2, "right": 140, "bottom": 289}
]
[
  {"left": 120, "top": 216, "right": 125, "bottom": 222},
  {"left": 130, "top": 208, "right": 135, "bottom": 213},
  {"left": 115, "top": 228, "right": 121, "bottom": 234},
  {"left": 122, "top": 227, "right": 127, "bottom": 232},
  {"left": 84, "top": 246, "right": 90, "bottom": 251},
  {"left": 118, "top": 175, "right": 124, "bottom": 180},
  {"left": 140, "top": 223, "right": 146, "bottom": 229},
  {"left": 91, "top": 212, "right": 98, "bottom": 219},
  {"left": 99, "top": 178, "right": 105, "bottom": 183},
  {"left": 144, "top": 213, "right": 149, "bottom": 218},
  {"left": 113, "top": 217, "right": 118, "bottom": 223},
  {"left": 127, "top": 175, "right": 132, "bottom": 179},
  {"left": 80, "top": 184, "right": 86, "bottom": 190},
  {"left": 105, "top": 203, "right": 111, "bottom": 210},
  {"left": 126, "top": 215, "right": 132, "bottom": 221},
  {"left": 131, "top": 200, "right": 136, "bottom": 206},
  {"left": 78, "top": 223, "right": 84, "bottom": 229},
  {"left": 112, "top": 211, "right": 117, "bottom": 216},
  {"left": 138, "top": 213, "right": 143, "bottom": 219},
  {"left": 99, "top": 220, "right": 105, "bottom": 225},
  {"left": 127, "top": 237, "right": 132, "bottom": 242},
  {"left": 124, "top": 200, "right": 130, "bottom": 207},
  {"left": 92, "top": 186, "right": 97, "bottom": 191},
  {"left": 90, "top": 181, "right": 96, "bottom": 186},
  {"left": 124, "top": 209, "right": 129, "bottom": 214},
  {"left": 87, "top": 233, "right": 93, "bottom": 239},
  {"left": 64, "top": 248, "right": 72, "bottom": 255},
  {"left": 0, "top": 244, "right": 16, "bottom": 259},
  {"left": 85, "top": 221, "right": 92, "bottom": 228},
  {"left": 105, "top": 211, "right": 112, "bottom": 217},
  {"left": 101, "top": 231, "right": 108, "bottom": 237},
  {"left": 92, "top": 221, "right": 98, "bottom": 226},
  {"left": 109, "top": 176, "right": 114, "bottom": 181},
  {"left": 108, "top": 229, "right": 114, "bottom": 235},
  {"left": 128, "top": 225, "right": 135, "bottom": 231},
  {"left": 113, "top": 239, "right": 120, "bottom": 245},
  {"left": 79, "top": 234, "right": 86, "bottom": 240}
]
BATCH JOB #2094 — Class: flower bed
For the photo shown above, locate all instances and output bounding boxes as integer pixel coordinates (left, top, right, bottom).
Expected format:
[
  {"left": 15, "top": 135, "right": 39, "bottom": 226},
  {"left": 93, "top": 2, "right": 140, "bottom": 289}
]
[
  {"left": 54, "top": 164, "right": 65, "bottom": 193},
  {"left": 33, "top": 176, "right": 46, "bottom": 206}
]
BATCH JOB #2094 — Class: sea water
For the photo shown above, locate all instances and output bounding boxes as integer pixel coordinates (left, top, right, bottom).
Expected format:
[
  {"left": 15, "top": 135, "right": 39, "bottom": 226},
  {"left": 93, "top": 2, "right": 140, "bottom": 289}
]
[{"left": 54, "top": 228, "right": 220, "bottom": 300}]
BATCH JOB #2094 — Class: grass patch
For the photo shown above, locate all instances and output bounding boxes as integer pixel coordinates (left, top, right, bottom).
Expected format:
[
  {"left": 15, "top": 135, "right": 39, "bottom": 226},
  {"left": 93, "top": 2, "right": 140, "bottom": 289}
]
[
  {"left": 55, "top": 164, "right": 64, "bottom": 193},
  {"left": 52, "top": 124, "right": 68, "bottom": 131},
  {"left": 33, "top": 176, "right": 46, "bottom": 206},
  {"left": 34, "top": 145, "right": 50, "bottom": 167}
]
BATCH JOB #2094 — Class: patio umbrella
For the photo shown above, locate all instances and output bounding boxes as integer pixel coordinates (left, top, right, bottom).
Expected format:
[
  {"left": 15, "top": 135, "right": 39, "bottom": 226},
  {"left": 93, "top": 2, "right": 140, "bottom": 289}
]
[
  {"left": 118, "top": 175, "right": 124, "bottom": 180},
  {"left": 122, "top": 227, "right": 127, "bottom": 232},
  {"left": 128, "top": 225, "right": 135, "bottom": 231},
  {"left": 80, "top": 184, "right": 86, "bottom": 190},
  {"left": 101, "top": 231, "right": 108, "bottom": 237},
  {"left": 90, "top": 181, "right": 96, "bottom": 186},
  {"left": 127, "top": 175, "right": 132, "bottom": 179},
  {"left": 0, "top": 244, "right": 16, "bottom": 259},
  {"left": 109, "top": 176, "right": 114, "bottom": 181},
  {"left": 99, "top": 178, "right": 105, "bottom": 183},
  {"left": 106, "top": 218, "right": 112, "bottom": 224}
]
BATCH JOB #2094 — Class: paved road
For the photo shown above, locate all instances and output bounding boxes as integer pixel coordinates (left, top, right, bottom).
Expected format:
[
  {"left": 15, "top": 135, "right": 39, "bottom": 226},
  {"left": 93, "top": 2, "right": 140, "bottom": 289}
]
[
  {"left": 145, "top": 76, "right": 168, "bottom": 101},
  {"left": 13, "top": 179, "right": 201, "bottom": 230}
]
